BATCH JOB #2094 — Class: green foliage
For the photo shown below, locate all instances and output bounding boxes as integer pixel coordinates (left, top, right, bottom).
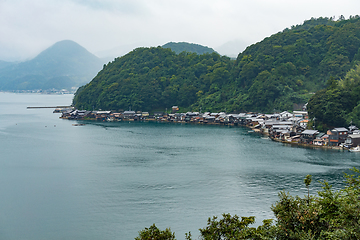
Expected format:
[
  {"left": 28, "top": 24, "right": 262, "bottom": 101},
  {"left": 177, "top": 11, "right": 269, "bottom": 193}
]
[
  {"left": 136, "top": 168, "right": 360, "bottom": 240},
  {"left": 198, "top": 213, "right": 275, "bottom": 240},
  {"left": 308, "top": 64, "right": 360, "bottom": 129},
  {"left": 232, "top": 17, "right": 360, "bottom": 112},
  {"left": 272, "top": 168, "right": 360, "bottom": 240},
  {"left": 304, "top": 174, "right": 312, "bottom": 201},
  {"left": 74, "top": 17, "right": 360, "bottom": 113},
  {"left": 135, "top": 224, "right": 176, "bottom": 240},
  {"left": 73, "top": 47, "right": 233, "bottom": 112},
  {"left": 162, "top": 42, "right": 216, "bottom": 55}
]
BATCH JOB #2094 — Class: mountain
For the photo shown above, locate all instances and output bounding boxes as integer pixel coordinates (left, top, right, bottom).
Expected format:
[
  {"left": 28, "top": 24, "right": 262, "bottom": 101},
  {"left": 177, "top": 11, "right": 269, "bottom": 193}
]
[
  {"left": 162, "top": 42, "right": 216, "bottom": 55},
  {"left": 73, "top": 17, "right": 360, "bottom": 114},
  {"left": 0, "top": 60, "right": 14, "bottom": 70},
  {"left": 73, "top": 47, "right": 232, "bottom": 112},
  {"left": 215, "top": 40, "right": 249, "bottom": 58},
  {"left": 0, "top": 40, "right": 103, "bottom": 91},
  {"left": 231, "top": 16, "right": 360, "bottom": 111}
]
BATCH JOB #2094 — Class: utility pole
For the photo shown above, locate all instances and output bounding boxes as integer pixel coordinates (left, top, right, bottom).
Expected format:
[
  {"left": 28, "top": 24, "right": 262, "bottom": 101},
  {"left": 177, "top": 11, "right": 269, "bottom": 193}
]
[{"left": 313, "top": 117, "right": 316, "bottom": 130}]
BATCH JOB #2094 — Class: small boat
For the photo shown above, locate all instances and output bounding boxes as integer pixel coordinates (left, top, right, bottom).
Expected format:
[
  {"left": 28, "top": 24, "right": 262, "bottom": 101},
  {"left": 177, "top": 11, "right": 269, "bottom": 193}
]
[
  {"left": 72, "top": 123, "right": 85, "bottom": 126},
  {"left": 349, "top": 146, "right": 360, "bottom": 152}
]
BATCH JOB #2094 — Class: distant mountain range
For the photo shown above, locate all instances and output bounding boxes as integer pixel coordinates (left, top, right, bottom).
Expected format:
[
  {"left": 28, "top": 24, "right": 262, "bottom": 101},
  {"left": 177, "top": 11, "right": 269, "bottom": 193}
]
[
  {"left": 0, "top": 40, "right": 224, "bottom": 91},
  {"left": 0, "top": 40, "right": 103, "bottom": 91}
]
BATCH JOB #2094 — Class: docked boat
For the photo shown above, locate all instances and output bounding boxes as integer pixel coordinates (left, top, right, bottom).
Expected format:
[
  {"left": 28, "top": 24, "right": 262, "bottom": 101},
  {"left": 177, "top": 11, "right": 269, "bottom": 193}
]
[
  {"left": 349, "top": 145, "right": 360, "bottom": 152},
  {"left": 72, "top": 123, "right": 85, "bottom": 126}
]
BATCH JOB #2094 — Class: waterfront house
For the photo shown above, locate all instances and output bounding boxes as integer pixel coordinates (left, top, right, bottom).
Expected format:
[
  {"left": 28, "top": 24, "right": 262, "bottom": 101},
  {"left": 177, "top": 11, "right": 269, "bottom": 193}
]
[
  {"left": 313, "top": 133, "right": 328, "bottom": 146},
  {"left": 204, "top": 115, "right": 215, "bottom": 123},
  {"left": 141, "top": 112, "right": 149, "bottom": 119},
  {"left": 300, "top": 129, "right": 319, "bottom": 144},
  {"left": 123, "top": 111, "right": 136, "bottom": 117},
  {"left": 92, "top": 111, "right": 111, "bottom": 121},
  {"left": 344, "top": 134, "right": 360, "bottom": 148},
  {"left": 276, "top": 130, "right": 293, "bottom": 141},
  {"left": 288, "top": 135, "right": 301, "bottom": 142},
  {"left": 328, "top": 127, "right": 349, "bottom": 146},
  {"left": 77, "top": 110, "right": 92, "bottom": 119},
  {"left": 153, "top": 112, "right": 164, "bottom": 117}
]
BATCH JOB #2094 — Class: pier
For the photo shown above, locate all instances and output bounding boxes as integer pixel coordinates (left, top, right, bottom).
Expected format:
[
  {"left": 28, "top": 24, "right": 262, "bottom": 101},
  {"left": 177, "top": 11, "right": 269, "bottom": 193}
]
[{"left": 27, "top": 106, "right": 73, "bottom": 109}]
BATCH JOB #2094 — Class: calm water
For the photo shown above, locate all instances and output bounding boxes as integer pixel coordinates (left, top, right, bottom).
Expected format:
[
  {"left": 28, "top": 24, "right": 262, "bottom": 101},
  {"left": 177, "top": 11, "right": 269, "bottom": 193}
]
[{"left": 1, "top": 92, "right": 359, "bottom": 240}]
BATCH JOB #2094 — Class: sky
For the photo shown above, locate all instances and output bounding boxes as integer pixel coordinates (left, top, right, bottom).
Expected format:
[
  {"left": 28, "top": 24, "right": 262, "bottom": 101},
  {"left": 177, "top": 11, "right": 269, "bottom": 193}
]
[{"left": 1, "top": 0, "right": 360, "bottom": 62}]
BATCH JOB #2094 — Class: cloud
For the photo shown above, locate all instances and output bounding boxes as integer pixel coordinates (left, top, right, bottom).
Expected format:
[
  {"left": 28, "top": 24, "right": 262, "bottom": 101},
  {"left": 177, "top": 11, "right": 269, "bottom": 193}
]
[{"left": 1, "top": 0, "right": 360, "bottom": 61}]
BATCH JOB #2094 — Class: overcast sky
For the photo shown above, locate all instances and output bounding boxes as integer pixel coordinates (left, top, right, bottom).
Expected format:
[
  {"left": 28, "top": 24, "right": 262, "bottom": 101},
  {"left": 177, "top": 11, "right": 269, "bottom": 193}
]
[{"left": 1, "top": 0, "right": 360, "bottom": 61}]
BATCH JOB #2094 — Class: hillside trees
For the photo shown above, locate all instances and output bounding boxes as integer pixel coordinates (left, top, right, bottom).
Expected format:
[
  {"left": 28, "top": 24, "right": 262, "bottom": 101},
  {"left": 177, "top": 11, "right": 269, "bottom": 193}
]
[
  {"left": 229, "top": 17, "right": 360, "bottom": 112},
  {"left": 74, "top": 17, "right": 360, "bottom": 114},
  {"left": 308, "top": 64, "right": 360, "bottom": 131},
  {"left": 73, "top": 47, "right": 233, "bottom": 112}
]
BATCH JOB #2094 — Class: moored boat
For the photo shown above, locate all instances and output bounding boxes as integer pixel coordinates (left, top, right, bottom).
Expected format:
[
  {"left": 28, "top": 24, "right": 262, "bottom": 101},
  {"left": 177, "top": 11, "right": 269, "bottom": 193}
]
[{"left": 349, "top": 145, "right": 360, "bottom": 152}]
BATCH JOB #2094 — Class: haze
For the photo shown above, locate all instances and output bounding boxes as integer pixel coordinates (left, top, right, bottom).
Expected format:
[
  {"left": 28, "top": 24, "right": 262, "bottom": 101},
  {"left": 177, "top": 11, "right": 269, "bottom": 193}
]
[{"left": 1, "top": 0, "right": 360, "bottom": 61}]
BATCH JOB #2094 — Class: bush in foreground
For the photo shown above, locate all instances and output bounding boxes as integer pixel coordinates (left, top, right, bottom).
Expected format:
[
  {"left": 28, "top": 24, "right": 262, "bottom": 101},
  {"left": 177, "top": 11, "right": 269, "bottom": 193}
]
[{"left": 135, "top": 168, "right": 360, "bottom": 239}]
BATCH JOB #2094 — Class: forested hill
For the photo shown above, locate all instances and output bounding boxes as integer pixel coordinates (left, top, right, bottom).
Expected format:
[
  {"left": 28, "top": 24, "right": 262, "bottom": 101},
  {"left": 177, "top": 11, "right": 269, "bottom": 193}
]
[
  {"left": 73, "top": 17, "right": 360, "bottom": 113},
  {"left": 162, "top": 42, "right": 216, "bottom": 55},
  {"left": 73, "top": 48, "right": 233, "bottom": 112},
  {"left": 232, "top": 16, "right": 360, "bottom": 111}
]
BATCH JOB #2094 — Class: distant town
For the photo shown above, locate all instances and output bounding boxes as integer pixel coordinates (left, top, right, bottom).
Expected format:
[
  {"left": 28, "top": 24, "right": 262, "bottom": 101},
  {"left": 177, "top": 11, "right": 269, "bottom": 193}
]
[
  {"left": 58, "top": 105, "right": 360, "bottom": 152},
  {"left": 2, "top": 88, "right": 77, "bottom": 94}
]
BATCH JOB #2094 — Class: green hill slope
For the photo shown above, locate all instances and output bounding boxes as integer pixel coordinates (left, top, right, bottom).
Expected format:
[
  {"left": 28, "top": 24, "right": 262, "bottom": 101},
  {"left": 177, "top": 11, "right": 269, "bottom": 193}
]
[
  {"left": 74, "top": 17, "right": 360, "bottom": 113},
  {"left": 0, "top": 40, "right": 103, "bottom": 91},
  {"left": 162, "top": 42, "right": 216, "bottom": 55},
  {"left": 231, "top": 16, "right": 360, "bottom": 111},
  {"left": 307, "top": 64, "right": 360, "bottom": 131},
  {"left": 73, "top": 47, "right": 232, "bottom": 112}
]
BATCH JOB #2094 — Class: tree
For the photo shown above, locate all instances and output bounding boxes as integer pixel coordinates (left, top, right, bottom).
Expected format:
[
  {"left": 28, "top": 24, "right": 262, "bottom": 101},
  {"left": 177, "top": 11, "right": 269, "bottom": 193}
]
[
  {"left": 304, "top": 174, "right": 312, "bottom": 203},
  {"left": 135, "top": 224, "right": 176, "bottom": 240},
  {"left": 272, "top": 168, "right": 360, "bottom": 239},
  {"left": 198, "top": 213, "right": 275, "bottom": 240}
]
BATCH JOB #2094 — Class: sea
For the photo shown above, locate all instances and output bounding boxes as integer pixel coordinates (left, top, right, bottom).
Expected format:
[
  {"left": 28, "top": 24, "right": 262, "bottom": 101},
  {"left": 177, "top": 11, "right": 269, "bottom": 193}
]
[{"left": 0, "top": 92, "right": 359, "bottom": 240}]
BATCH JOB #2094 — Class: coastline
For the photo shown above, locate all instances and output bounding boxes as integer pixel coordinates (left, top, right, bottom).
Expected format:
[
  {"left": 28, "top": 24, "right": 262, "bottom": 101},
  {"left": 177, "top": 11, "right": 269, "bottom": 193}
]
[{"left": 58, "top": 109, "right": 350, "bottom": 152}]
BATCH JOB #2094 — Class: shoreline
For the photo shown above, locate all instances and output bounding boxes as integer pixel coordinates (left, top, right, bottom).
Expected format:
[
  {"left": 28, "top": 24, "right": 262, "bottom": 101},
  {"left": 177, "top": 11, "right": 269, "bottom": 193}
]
[{"left": 60, "top": 112, "right": 349, "bottom": 152}]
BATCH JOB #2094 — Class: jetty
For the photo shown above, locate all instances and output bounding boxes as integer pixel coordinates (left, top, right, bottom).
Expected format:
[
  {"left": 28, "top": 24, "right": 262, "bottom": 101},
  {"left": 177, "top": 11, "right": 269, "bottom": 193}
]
[{"left": 27, "top": 106, "right": 73, "bottom": 109}]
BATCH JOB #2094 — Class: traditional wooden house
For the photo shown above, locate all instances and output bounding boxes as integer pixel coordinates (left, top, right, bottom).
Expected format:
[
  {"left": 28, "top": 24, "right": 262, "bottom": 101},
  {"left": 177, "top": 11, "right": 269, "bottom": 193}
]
[
  {"left": 92, "top": 111, "right": 111, "bottom": 121},
  {"left": 204, "top": 115, "right": 215, "bottom": 123},
  {"left": 327, "top": 127, "right": 348, "bottom": 146},
  {"left": 313, "top": 133, "right": 328, "bottom": 146},
  {"left": 344, "top": 134, "right": 360, "bottom": 148},
  {"left": 300, "top": 130, "right": 319, "bottom": 144}
]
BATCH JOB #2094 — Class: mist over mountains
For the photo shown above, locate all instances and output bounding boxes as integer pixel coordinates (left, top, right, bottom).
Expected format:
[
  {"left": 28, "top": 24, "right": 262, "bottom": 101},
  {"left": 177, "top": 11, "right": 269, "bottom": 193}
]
[
  {"left": 0, "top": 40, "right": 232, "bottom": 92},
  {"left": 0, "top": 40, "right": 103, "bottom": 91}
]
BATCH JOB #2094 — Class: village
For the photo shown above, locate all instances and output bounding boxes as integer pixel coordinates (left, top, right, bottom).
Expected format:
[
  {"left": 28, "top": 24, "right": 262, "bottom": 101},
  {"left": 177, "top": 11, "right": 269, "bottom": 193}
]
[{"left": 58, "top": 105, "right": 360, "bottom": 152}]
